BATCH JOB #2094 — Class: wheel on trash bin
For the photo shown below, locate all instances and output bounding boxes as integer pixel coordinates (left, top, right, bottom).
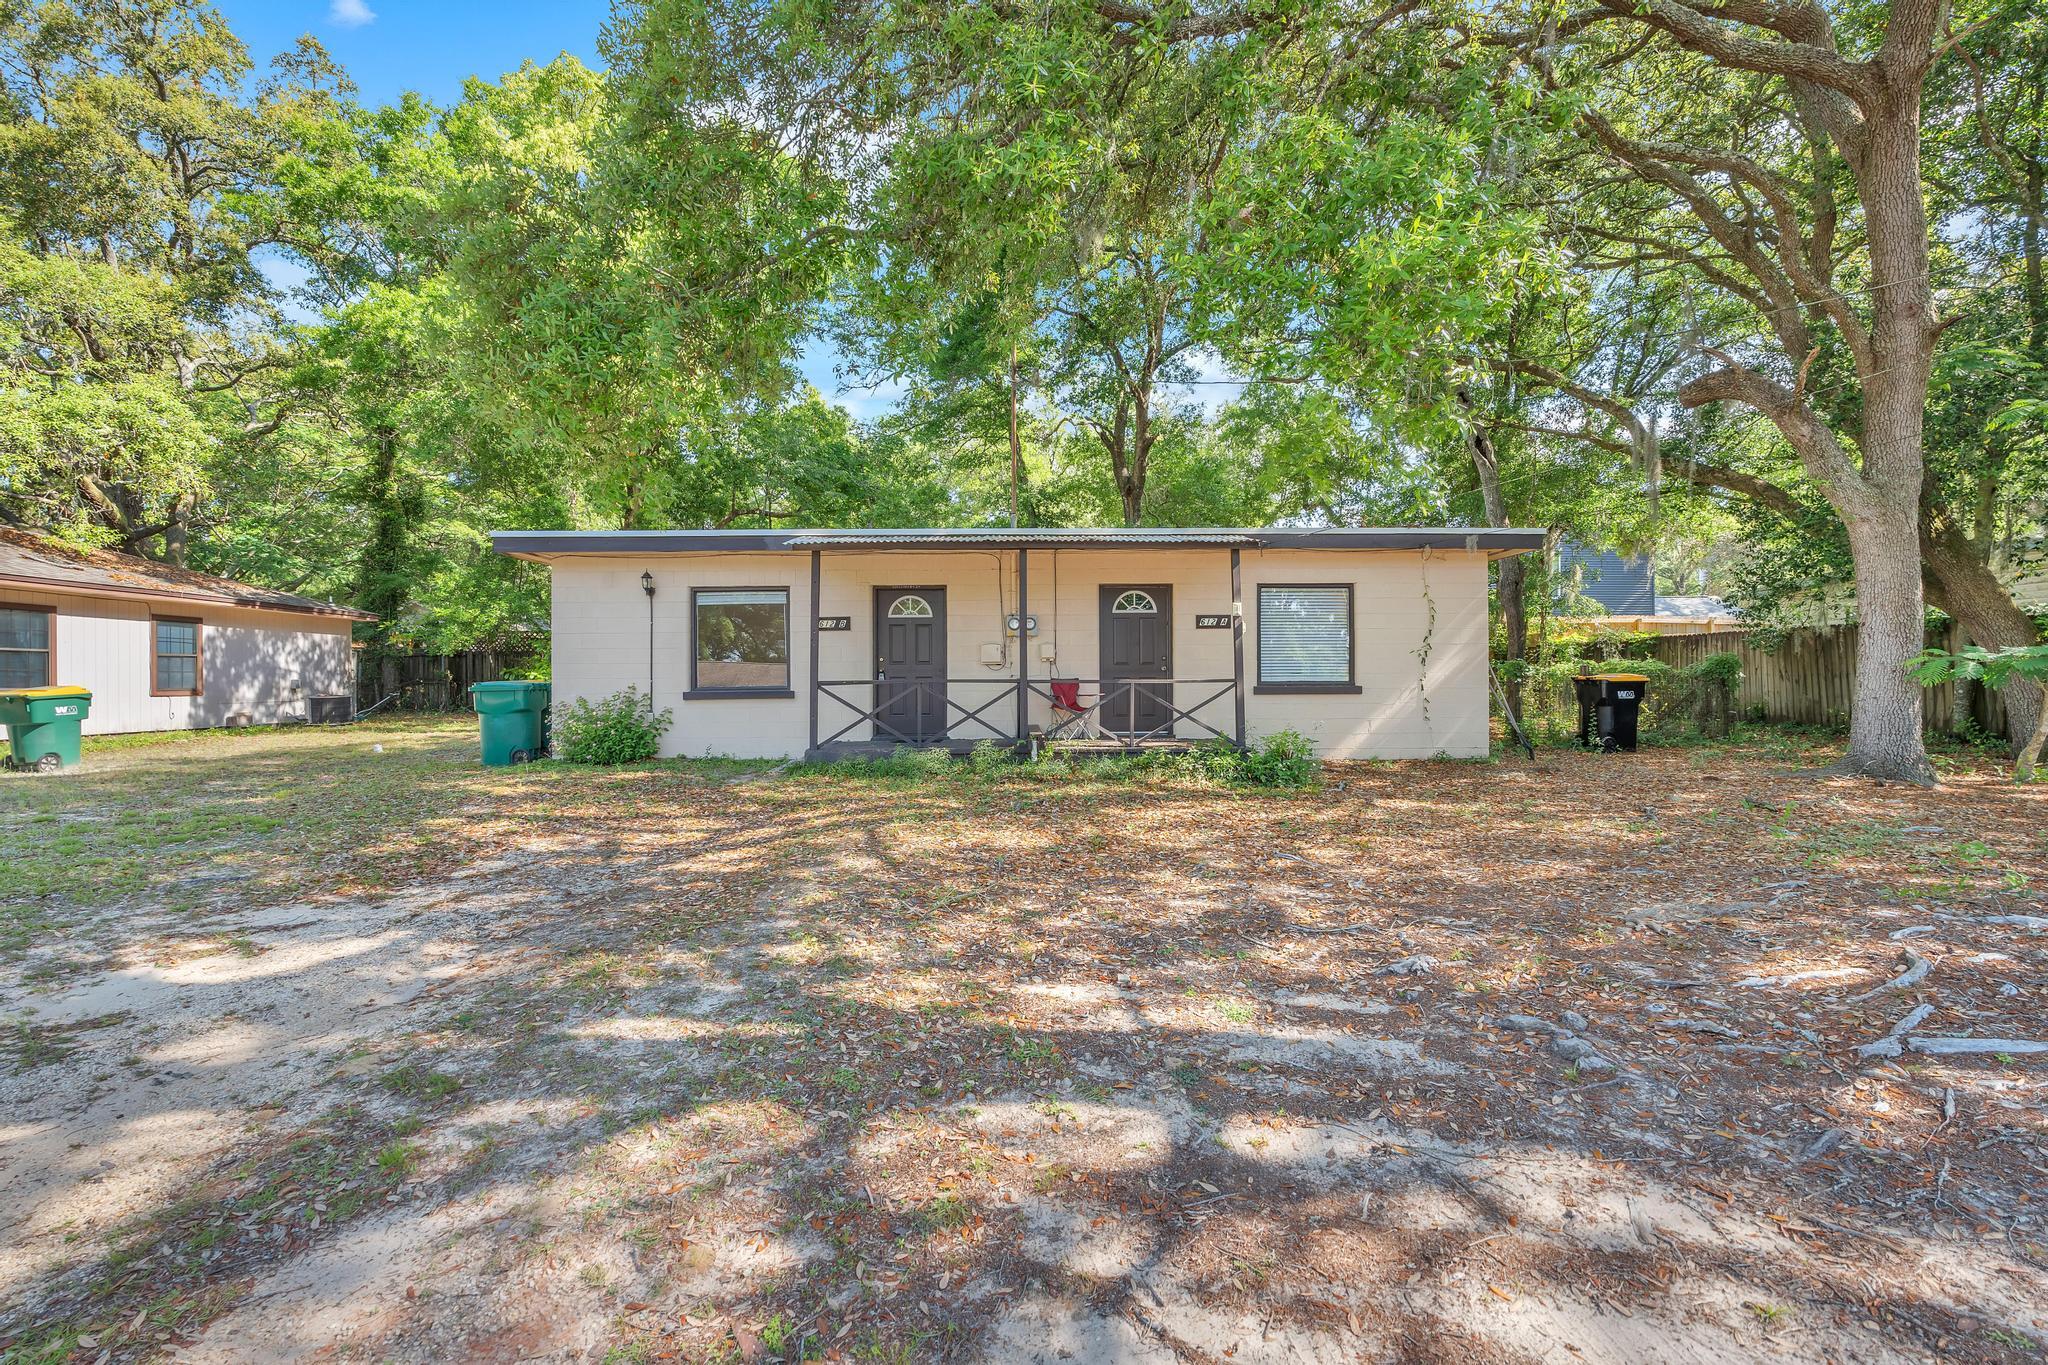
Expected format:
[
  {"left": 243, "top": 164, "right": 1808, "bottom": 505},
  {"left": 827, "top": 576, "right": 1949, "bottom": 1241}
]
[
  {"left": 510, "top": 747, "right": 535, "bottom": 764},
  {"left": 33, "top": 753, "right": 61, "bottom": 773}
]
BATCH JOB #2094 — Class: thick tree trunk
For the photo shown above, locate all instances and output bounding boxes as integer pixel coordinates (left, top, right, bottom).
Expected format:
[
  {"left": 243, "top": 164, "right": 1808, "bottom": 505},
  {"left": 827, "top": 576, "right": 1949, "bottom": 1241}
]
[
  {"left": 354, "top": 429, "right": 411, "bottom": 656},
  {"left": 1819, "top": 78, "right": 1938, "bottom": 783},
  {"left": 1123, "top": 386, "right": 1154, "bottom": 527},
  {"left": 2017, "top": 700, "right": 2048, "bottom": 783},
  {"left": 1461, "top": 407, "right": 1525, "bottom": 719},
  {"left": 1455, "top": 388, "right": 1526, "bottom": 717},
  {"left": 1838, "top": 495, "right": 1936, "bottom": 783},
  {"left": 160, "top": 493, "right": 192, "bottom": 567},
  {"left": 1923, "top": 523, "right": 2046, "bottom": 746}
]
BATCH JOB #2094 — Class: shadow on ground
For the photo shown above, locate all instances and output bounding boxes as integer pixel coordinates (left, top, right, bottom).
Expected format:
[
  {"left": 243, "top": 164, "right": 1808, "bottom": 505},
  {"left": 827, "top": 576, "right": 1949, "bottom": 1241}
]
[{"left": 0, "top": 723, "right": 2043, "bottom": 1363}]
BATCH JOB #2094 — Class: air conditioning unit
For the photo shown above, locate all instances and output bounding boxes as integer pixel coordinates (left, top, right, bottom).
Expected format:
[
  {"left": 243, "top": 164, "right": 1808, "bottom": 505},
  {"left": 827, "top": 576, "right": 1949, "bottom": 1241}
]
[{"left": 309, "top": 695, "right": 354, "bottom": 725}]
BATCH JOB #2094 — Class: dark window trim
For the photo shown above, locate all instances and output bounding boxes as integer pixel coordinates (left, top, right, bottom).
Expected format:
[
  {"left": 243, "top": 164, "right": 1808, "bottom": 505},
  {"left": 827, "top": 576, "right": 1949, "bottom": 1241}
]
[
  {"left": 1255, "top": 582, "right": 1355, "bottom": 690},
  {"left": 1254, "top": 683, "right": 1363, "bottom": 696},
  {"left": 0, "top": 600, "right": 55, "bottom": 688},
  {"left": 151, "top": 614, "right": 204, "bottom": 698},
  {"left": 689, "top": 585, "right": 792, "bottom": 696}
]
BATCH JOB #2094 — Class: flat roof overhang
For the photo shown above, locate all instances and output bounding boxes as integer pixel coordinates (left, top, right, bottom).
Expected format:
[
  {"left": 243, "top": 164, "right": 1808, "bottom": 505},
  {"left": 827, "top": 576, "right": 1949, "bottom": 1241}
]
[{"left": 491, "top": 527, "right": 1546, "bottom": 561}]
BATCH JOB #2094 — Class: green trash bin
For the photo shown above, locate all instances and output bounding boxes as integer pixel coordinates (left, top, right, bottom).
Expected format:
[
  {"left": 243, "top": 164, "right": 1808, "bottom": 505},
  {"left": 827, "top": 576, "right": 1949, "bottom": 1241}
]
[
  {"left": 0, "top": 686, "right": 93, "bottom": 773},
  {"left": 469, "top": 680, "right": 551, "bottom": 766}
]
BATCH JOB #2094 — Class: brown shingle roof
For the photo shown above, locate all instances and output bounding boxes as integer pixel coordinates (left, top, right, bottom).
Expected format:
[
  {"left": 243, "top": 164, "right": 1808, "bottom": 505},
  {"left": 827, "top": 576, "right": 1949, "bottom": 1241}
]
[{"left": 0, "top": 528, "right": 375, "bottom": 621}]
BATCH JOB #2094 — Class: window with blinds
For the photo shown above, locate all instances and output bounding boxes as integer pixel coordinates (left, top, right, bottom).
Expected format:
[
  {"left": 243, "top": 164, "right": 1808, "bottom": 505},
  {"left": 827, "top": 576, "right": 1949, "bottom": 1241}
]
[
  {"left": 0, "top": 607, "right": 51, "bottom": 689},
  {"left": 1257, "top": 585, "right": 1352, "bottom": 687}
]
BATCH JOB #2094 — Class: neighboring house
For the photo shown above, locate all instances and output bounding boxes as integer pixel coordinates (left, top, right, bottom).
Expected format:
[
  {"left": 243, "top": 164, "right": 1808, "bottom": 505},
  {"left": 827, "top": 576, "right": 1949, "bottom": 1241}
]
[
  {"left": 492, "top": 526, "right": 1544, "bottom": 761},
  {"left": 1553, "top": 541, "right": 1739, "bottom": 634},
  {"left": 0, "top": 529, "right": 372, "bottom": 735},
  {"left": 1555, "top": 543, "right": 1656, "bottom": 614}
]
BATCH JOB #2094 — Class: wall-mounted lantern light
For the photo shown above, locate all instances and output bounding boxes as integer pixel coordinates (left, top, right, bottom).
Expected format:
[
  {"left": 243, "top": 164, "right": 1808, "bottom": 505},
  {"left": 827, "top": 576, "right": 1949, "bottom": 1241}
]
[{"left": 641, "top": 571, "right": 657, "bottom": 697}]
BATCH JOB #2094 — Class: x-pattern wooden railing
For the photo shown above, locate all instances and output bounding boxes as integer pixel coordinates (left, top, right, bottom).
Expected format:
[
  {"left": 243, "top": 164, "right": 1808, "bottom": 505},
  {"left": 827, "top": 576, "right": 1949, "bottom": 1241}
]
[
  {"left": 1026, "top": 677, "right": 1238, "bottom": 748},
  {"left": 813, "top": 675, "right": 1240, "bottom": 749},
  {"left": 815, "top": 678, "right": 1016, "bottom": 747}
]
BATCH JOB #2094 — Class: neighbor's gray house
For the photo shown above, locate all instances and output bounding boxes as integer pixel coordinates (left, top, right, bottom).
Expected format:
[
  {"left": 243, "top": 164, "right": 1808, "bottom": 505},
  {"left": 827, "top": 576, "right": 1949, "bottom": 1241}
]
[
  {"left": 492, "top": 526, "right": 1543, "bottom": 761},
  {"left": 0, "top": 529, "right": 372, "bottom": 735},
  {"left": 1555, "top": 542, "right": 1656, "bottom": 614},
  {"left": 1553, "top": 541, "right": 1740, "bottom": 632}
]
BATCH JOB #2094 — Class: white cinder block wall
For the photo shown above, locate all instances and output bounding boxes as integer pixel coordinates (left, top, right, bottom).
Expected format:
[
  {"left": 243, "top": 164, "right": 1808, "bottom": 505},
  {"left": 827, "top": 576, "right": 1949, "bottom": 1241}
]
[
  {"left": 8, "top": 591, "right": 356, "bottom": 735},
  {"left": 547, "top": 547, "right": 1493, "bottom": 760}
]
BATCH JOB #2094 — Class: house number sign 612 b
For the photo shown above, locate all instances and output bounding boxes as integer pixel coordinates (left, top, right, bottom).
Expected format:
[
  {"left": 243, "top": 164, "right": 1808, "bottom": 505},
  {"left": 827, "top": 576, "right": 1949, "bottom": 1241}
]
[
  {"left": 818, "top": 617, "right": 852, "bottom": 631},
  {"left": 1194, "top": 614, "right": 1235, "bottom": 629}
]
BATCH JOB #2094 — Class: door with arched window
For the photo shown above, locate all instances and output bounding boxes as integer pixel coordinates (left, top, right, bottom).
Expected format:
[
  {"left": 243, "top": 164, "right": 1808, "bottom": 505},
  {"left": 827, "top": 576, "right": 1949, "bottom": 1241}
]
[
  {"left": 1099, "top": 585, "right": 1173, "bottom": 736},
  {"left": 874, "top": 587, "right": 947, "bottom": 741}
]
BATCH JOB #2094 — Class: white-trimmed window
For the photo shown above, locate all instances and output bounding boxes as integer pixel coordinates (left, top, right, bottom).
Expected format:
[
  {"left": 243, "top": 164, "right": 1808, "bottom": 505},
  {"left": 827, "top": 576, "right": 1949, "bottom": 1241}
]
[
  {"left": 1111, "top": 590, "right": 1157, "bottom": 614},
  {"left": 152, "top": 617, "right": 203, "bottom": 696},
  {"left": 692, "top": 588, "right": 790, "bottom": 693},
  {"left": 1257, "top": 585, "right": 1355, "bottom": 692}
]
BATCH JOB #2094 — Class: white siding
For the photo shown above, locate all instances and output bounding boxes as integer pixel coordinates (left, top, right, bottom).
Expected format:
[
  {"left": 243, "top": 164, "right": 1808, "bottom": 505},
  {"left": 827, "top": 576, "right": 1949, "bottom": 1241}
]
[
  {"left": 547, "top": 545, "right": 1496, "bottom": 761},
  {"left": 5, "top": 590, "right": 356, "bottom": 735}
]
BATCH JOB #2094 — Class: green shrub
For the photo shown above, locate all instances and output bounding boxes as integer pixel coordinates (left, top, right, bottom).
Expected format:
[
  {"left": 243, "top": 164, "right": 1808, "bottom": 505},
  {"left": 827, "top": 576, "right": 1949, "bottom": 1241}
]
[
  {"left": 1169, "top": 730, "right": 1321, "bottom": 789},
  {"left": 1690, "top": 651, "right": 1743, "bottom": 688},
  {"left": 555, "top": 687, "right": 672, "bottom": 764},
  {"left": 1232, "top": 729, "right": 1322, "bottom": 787},
  {"left": 966, "top": 739, "right": 1015, "bottom": 777}
]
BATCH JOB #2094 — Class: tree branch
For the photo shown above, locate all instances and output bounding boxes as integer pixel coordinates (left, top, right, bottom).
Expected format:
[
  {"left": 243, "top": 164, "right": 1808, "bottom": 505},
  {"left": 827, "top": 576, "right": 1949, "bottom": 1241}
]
[
  {"left": 1679, "top": 363, "right": 1863, "bottom": 496},
  {"left": 1591, "top": 0, "right": 1874, "bottom": 102}
]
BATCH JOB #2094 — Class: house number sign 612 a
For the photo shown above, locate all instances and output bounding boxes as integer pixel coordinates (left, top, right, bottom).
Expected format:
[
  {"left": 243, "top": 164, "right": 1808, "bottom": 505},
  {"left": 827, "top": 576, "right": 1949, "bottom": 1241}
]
[{"left": 1194, "top": 614, "right": 1235, "bottom": 629}]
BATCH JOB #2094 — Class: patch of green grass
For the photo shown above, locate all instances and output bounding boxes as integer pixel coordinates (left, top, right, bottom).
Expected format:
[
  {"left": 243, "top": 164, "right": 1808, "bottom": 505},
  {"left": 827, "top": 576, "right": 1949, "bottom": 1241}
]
[
  {"left": 1212, "top": 996, "right": 1256, "bottom": 1025},
  {"left": 1008, "top": 1036, "right": 1059, "bottom": 1066},
  {"left": 758, "top": 1313, "right": 799, "bottom": 1354},
  {"left": 0, "top": 718, "right": 486, "bottom": 939},
  {"left": 381, "top": 1064, "right": 463, "bottom": 1102},
  {"left": 916, "top": 1195, "right": 973, "bottom": 1233},
  {"left": 374, "top": 1141, "right": 423, "bottom": 1177}
]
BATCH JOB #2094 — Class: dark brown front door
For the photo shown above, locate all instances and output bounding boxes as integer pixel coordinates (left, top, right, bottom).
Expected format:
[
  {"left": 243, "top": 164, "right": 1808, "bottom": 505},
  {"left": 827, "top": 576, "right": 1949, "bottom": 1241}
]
[
  {"left": 876, "top": 587, "right": 947, "bottom": 741},
  {"left": 1100, "top": 585, "right": 1173, "bottom": 736}
]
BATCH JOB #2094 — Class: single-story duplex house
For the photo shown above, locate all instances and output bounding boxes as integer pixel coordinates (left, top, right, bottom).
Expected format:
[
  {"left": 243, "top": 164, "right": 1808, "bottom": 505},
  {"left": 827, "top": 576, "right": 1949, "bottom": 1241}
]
[
  {"left": 492, "top": 527, "right": 1543, "bottom": 761},
  {"left": 0, "top": 529, "right": 372, "bottom": 734}
]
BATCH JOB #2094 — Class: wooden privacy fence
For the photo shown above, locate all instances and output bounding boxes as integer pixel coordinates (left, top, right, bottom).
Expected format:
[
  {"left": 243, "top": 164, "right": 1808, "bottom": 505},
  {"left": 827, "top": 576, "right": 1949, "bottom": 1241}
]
[
  {"left": 1645, "top": 624, "right": 2010, "bottom": 737},
  {"left": 357, "top": 635, "right": 545, "bottom": 713}
]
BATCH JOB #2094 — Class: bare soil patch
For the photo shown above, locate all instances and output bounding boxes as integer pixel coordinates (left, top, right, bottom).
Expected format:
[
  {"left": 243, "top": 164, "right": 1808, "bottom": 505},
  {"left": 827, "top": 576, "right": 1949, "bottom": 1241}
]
[{"left": 1, "top": 721, "right": 2043, "bottom": 1362}]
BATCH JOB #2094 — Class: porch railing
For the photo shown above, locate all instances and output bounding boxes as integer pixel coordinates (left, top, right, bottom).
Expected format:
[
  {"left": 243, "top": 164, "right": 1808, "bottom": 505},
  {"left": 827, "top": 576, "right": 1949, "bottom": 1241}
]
[
  {"left": 1025, "top": 677, "right": 1239, "bottom": 748},
  {"left": 813, "top": 675, "right": 1240, "bottom": 750},
  {"left": 815, "top": 677, "right": 1018, "bottom": 747}
]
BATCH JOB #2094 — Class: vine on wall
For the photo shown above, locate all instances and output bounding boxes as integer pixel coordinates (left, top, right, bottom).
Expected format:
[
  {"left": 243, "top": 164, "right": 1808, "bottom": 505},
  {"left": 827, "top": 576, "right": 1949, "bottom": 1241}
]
[{"left": 1414, "top": 549, "right": 1438, "bottom": 735}]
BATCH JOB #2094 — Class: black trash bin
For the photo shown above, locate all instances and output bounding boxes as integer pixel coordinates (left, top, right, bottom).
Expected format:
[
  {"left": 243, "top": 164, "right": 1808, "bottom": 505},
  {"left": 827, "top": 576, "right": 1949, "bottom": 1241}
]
[{"left": 1574, "top": 672, "right": 1648, "bottom": 752}]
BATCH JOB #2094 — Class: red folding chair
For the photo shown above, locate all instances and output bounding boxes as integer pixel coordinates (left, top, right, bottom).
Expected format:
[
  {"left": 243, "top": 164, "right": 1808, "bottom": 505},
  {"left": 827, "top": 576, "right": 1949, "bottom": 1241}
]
[{"left": 1048, "top": 678, "right": 1099, "bottom": 738}]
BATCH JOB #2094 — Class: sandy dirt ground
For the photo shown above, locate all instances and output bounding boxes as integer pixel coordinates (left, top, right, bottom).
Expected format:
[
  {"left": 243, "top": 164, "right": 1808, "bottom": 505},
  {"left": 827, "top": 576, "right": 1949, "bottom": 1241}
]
[{"left": 0, "top": 721, "right": 2044, "bottom": 1363}]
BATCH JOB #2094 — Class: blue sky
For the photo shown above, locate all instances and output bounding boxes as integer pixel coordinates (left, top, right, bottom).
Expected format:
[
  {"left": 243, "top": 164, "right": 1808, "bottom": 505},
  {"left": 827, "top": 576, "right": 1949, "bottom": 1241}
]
[
  {"left": 222, "top": 1, "right": 897, "bottom": 410},
  {"left": 216, "top": 0, "right": 609, "bottom": 108}
]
